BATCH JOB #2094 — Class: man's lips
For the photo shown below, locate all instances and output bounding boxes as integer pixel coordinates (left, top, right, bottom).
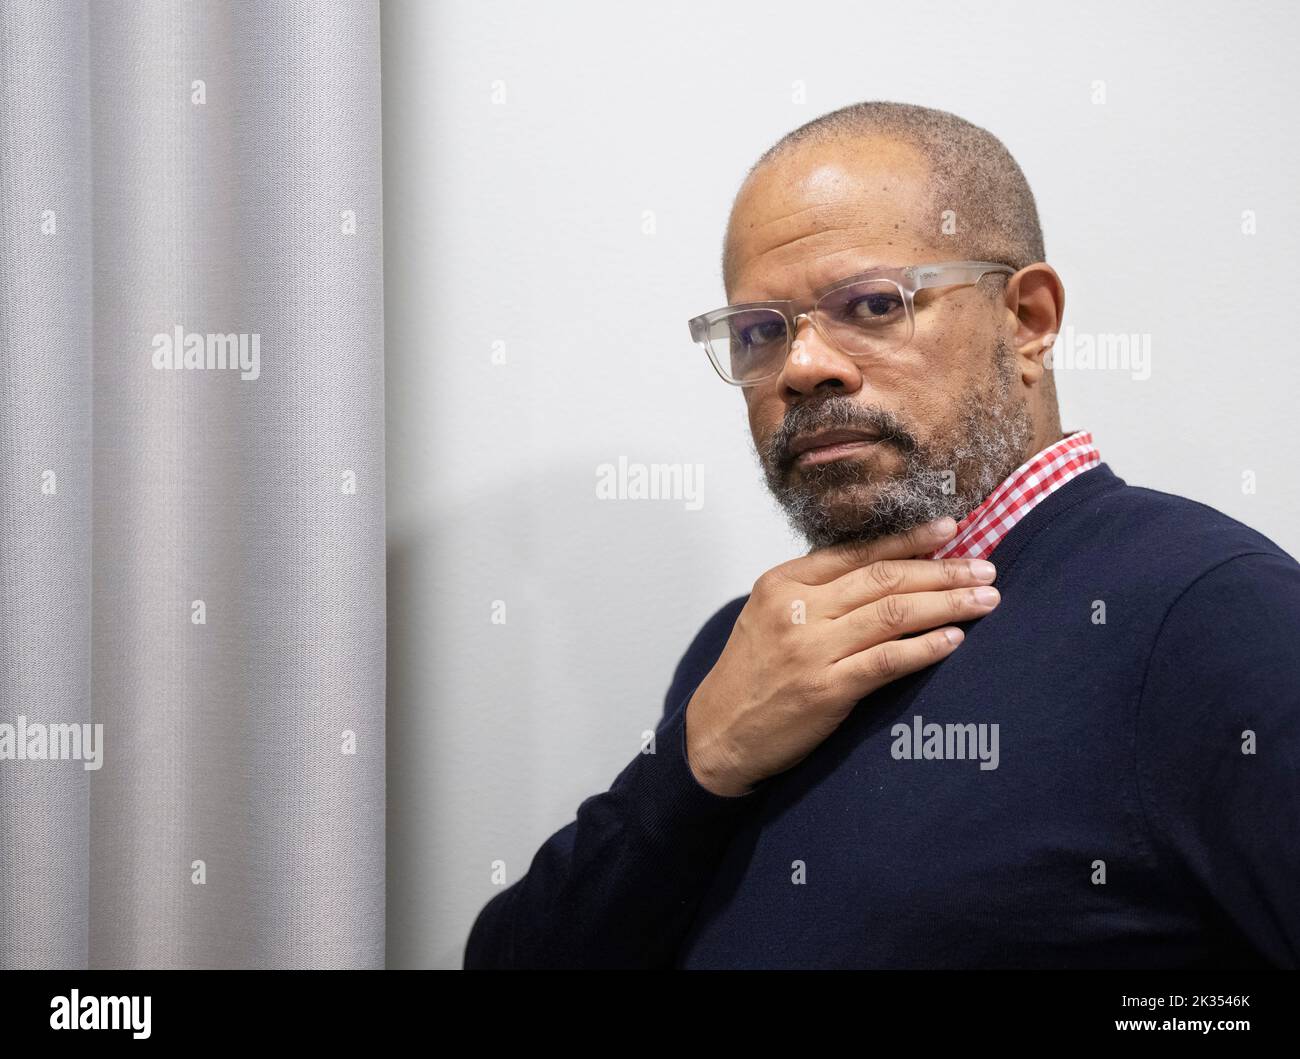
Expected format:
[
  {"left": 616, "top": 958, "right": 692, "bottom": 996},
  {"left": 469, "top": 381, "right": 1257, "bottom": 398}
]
[{"left": 789, "top": 429, "right": 881, "bottom": 467}]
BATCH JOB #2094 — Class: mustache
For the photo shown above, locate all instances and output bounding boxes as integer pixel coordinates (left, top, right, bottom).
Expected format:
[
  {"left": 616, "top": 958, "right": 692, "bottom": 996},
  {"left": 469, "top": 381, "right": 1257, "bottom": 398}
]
[{"left": 763, "top": 397, "right": 919, "bottom": 474}]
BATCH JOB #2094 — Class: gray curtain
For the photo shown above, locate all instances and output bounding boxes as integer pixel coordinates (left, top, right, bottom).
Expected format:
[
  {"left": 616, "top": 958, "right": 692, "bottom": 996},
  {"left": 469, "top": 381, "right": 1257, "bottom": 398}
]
[{"left": 0, "top": 0, "right": 385, "bottom": 968}]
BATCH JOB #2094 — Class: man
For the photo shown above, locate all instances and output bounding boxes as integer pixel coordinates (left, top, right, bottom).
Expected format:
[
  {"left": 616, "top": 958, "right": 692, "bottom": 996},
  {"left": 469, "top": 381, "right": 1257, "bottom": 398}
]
[{"left": 464, "top": 102, "right": 1300, "bottom": 969}]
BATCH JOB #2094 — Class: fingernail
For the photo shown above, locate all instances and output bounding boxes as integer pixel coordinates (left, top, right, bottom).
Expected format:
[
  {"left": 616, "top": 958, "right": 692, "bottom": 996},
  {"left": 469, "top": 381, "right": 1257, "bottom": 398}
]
[
  {"left": 929, "top": 516, "right": 956, "bottom": 536},
  {"left": 972, "top": 586, "right": 1000, "bottom": 606},
  {"left": 970, "top": 560, "right": 996, "bottom": 581},
  {"left": 944, "top": 627, "right": 964, "bottom": 645}
]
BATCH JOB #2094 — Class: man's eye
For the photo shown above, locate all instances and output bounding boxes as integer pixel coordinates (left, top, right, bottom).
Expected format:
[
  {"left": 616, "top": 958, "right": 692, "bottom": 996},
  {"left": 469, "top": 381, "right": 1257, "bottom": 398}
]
[
  {"left": 740, "top": 321, "right": 786, "bottom": 346},
  {"left": 848, "top": 293, "right": 902, "bottom": 320}
]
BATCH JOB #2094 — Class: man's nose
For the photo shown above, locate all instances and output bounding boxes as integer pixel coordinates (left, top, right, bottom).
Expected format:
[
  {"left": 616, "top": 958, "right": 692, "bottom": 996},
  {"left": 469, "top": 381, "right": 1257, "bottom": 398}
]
[{"left": 777, "top": 313, "right": 865, "bottom": 397}]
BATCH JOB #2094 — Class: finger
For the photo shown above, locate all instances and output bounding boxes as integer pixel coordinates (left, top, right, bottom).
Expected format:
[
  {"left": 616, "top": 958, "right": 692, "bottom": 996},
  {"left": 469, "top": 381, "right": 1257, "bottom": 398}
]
[
  {"left": 819, "top": 557, "right": 997, "bottom": 618},
  {"left": 830, "top": 625, "right": 966, "bottom": 702},
  {"left": 825, "top": 585, "right": 1000, "bottom": 661},
  {"left": 775, "top": 516, "right": 959, "bottom": 587}
]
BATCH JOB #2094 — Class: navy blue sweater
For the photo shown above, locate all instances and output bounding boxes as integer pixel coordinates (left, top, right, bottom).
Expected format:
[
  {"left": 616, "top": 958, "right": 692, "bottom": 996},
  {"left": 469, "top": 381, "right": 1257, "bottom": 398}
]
[{"left": 464, "top": 464, "right": 1300, "bottom": 968}]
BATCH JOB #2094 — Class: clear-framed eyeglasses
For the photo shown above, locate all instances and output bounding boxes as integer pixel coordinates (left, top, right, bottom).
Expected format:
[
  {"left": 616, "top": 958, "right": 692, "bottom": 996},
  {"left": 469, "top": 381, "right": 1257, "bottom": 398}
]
[{"left": 687, "top": 260, "right": 1015, "bottom": 387}]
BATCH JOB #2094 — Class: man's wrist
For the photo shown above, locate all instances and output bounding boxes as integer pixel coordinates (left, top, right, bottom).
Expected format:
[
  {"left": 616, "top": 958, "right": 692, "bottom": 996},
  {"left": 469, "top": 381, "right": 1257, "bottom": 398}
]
[{"left": 684, "top": 707, "right": 754, "bottom": 798}]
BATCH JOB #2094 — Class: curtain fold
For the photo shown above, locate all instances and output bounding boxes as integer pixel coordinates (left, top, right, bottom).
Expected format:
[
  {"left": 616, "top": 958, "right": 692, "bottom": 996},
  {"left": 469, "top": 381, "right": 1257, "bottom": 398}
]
[{"left": 0, "top": 0, "right": 385, "bottom": 969}]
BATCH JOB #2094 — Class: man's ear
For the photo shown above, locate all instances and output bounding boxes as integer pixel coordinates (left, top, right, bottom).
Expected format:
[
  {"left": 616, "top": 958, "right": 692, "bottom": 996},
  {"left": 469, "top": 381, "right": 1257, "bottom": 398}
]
[{"left": 1003, "top": 264, "right": 1064, "bottom": 385}]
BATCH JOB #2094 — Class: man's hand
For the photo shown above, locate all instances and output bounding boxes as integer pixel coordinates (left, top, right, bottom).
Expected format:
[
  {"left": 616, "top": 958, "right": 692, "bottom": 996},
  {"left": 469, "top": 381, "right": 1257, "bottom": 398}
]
[{"left": 684, "top": 517, "right": 1000, "bottom": 796}]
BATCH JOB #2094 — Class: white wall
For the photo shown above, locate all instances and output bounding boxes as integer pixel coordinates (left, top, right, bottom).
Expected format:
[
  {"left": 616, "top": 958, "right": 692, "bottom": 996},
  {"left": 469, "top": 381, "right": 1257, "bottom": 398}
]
[{"left": 381, "top": 0, "right": 1300, "bottom": 967}]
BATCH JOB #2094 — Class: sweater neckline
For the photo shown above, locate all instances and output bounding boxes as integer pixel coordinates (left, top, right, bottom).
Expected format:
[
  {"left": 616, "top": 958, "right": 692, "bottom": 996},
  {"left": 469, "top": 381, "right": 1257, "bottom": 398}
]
[{"left": 979, "top": 462, "right": 1126, "bottom": 574}]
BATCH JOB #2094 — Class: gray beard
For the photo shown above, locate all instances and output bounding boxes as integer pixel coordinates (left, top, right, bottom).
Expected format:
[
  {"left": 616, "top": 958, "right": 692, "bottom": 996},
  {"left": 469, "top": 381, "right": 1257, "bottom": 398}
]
[{"left": 756, "top": 341, "right": 1035, "bottom": 549}]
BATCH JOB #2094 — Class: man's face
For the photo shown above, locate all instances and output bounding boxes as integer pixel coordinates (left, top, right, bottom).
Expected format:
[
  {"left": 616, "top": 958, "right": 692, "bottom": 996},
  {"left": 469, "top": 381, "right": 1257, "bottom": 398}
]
[{"left": 725, "top": 138, "right": 1036, "bottom": 547}]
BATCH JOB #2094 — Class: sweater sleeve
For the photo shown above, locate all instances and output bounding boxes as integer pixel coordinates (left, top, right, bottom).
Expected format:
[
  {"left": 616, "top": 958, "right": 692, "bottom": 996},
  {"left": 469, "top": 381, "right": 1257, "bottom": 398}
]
[
  {"left": 463, "top": 600, "right": 760, "bottom": 968},
  {"left": 1135, "top": 550, "right": 1300, "bottom": 967}
]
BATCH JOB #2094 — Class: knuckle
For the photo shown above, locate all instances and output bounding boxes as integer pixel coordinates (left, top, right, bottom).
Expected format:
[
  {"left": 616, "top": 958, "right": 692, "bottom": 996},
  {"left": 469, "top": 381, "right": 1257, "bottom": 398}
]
[
  {"left": 948, "top": 586, "right": 976, "bottom": 612},
  {"left": 869, "top": 643, "right": 900, "bottom": 681},
  {"left": 875, "top": 592, "right": 909, "bottom": 630},
  {"left": 902, "top": 521, "right": 932, "bottom": 551},
  {"left": 941, "top": 560, "right": 966, "bottom": 588},
  {"left": 838, "top": 538, "right": 876, "bottom": 570},
  {"left": 866, "top": 559, "right": 903, "bottom": 595}
]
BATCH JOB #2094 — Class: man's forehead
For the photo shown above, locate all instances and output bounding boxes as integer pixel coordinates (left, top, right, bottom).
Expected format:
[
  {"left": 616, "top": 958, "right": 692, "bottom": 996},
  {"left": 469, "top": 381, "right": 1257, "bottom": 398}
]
[
  {"left": 725, "top": 140, "right": 934, "bottom": 300},
  {"left": 728, "top": 233, "right": 915, "bottom": 303}
]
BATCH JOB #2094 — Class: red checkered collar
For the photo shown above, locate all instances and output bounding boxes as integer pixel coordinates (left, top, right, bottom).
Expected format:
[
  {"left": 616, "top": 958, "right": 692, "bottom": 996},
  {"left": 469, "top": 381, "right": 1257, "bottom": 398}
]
[{"left": 925, "top": 430, "right": 1101, "bottom": 561}]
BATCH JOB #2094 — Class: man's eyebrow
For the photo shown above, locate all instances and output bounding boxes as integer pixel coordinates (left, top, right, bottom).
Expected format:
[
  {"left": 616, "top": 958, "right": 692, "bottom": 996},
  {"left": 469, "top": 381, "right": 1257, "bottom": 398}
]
[
  {"left": 730, "top": 263, "right": 900, "bottom": 306},
  {"left": 809, "top": 263, "right": 897, "bottom": 298}
]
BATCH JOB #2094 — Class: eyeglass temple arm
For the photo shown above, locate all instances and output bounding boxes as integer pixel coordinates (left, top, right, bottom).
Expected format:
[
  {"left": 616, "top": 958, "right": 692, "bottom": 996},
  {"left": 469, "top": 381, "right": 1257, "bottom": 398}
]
[{"left": 911, "top": 262, "right": 1015, "bottom": 289}]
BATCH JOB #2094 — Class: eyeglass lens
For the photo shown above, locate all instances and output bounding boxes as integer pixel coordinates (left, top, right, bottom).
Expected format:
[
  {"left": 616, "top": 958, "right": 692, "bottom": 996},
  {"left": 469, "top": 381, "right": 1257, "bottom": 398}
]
[{"left": 704, "top": 278, "right": 911, "bottom": 384}]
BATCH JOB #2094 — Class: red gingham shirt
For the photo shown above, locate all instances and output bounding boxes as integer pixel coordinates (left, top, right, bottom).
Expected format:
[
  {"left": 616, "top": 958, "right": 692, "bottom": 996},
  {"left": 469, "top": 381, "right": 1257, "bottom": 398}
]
[{"left": 925, "top": 430, "right": 1101, "bottom": 561}]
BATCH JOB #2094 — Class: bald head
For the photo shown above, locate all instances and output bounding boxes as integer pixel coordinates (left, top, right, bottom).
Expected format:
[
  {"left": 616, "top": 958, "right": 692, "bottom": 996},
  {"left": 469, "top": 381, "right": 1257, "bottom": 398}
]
[{"left": 723, "top": 102, "right": 1045, "bottom": 296}]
